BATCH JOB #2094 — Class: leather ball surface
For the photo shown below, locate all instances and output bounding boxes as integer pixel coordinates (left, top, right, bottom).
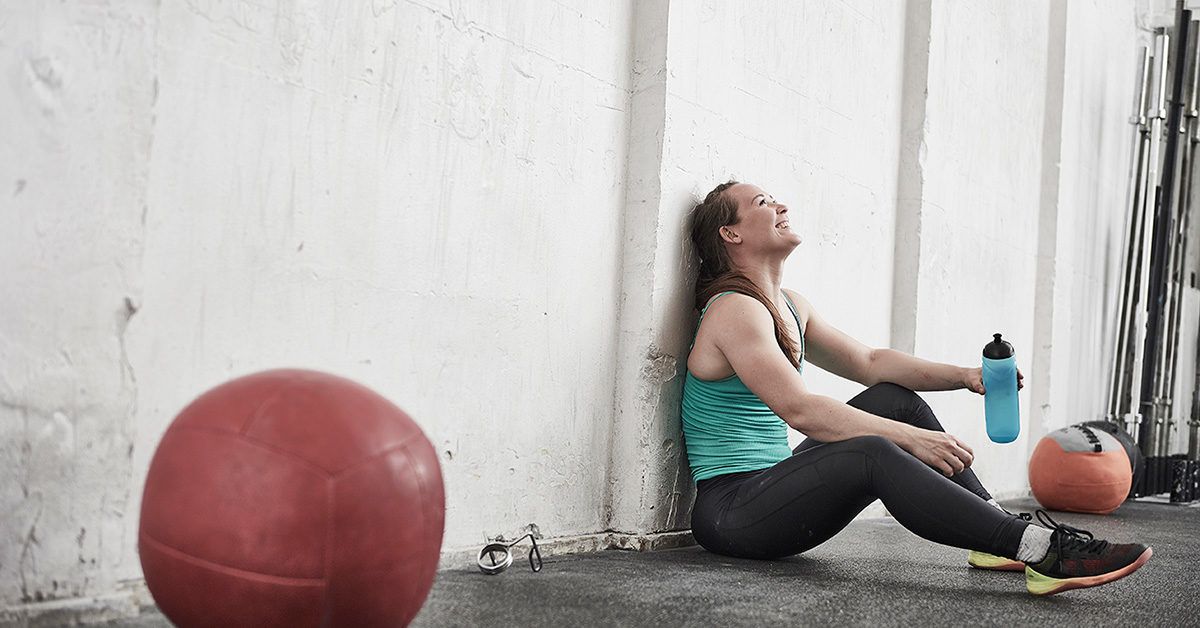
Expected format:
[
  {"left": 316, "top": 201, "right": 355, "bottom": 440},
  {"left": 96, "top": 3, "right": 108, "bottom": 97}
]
[{"left": 138, "top": 369, "right": 444, "bottom": 627}]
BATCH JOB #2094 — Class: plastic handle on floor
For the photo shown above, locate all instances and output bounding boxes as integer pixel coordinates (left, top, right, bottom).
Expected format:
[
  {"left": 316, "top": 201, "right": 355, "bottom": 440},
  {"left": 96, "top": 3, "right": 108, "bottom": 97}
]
[{"left": 982, "top": 333, "right": 1020, "bottom": 444}]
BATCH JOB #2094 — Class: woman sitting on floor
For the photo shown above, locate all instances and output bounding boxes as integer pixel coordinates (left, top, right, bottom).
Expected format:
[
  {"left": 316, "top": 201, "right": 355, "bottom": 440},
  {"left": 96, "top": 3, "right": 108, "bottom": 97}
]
[{"left": 681, "top": 180, "right": 1152, "bottom": 596}]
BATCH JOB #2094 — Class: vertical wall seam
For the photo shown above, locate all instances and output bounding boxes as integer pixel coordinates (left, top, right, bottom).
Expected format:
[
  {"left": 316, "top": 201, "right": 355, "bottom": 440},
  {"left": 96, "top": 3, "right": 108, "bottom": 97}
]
[
  {"left": 601, "top": 0, "right": 671, "bottom": 533},
  {"left": 1030, "top": 0, "right": 1070, "bottom": 449},
  {"left": 890, "top": 0, "right": 933, "bottom": 354}
]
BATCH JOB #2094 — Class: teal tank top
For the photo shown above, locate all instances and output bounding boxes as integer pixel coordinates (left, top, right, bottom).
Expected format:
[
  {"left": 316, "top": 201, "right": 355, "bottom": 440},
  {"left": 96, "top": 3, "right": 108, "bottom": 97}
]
[{"left": 680, "top": 291, "right": 805, "bottom": 482}]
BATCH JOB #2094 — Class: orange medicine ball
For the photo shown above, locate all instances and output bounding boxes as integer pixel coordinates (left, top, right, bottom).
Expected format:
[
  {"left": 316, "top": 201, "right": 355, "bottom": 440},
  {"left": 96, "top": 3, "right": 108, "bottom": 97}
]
[{"left": 1029, "top": 424, "right": 1132, "bottom": 515}]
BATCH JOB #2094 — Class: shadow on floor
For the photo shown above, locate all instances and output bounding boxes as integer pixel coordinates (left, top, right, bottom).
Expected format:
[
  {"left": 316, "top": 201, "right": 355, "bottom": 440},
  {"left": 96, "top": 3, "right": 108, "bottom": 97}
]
[
  {"left": 103, "top": 498, "right": 1200, "bottom": 626},
  {"left": 414, "top": 498, "right": 1198, "bottom": 626}
]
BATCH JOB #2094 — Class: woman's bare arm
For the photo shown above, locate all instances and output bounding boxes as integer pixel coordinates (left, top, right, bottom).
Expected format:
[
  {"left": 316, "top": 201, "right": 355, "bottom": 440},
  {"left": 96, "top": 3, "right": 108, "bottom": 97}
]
[
  {"left": 788, "top": 290, "right": 1022, "bottom": 393},
  {"left": 704, "top": 294, "right": 973, "bottom": 476},
  {"left": 866, "top": 349, "right": 969, "bottom": 391}
]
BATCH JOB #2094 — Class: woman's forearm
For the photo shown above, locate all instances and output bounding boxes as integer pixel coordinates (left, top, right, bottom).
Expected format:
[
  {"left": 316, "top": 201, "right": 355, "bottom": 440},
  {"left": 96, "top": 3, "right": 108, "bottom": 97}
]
[
  {"left": 787, "top": 393, "right": 915, "bottom": 445},
  {"left": 866, "top": 348, "right": 966, "bottom": 392},
  {"left": 785, "top": 393, "right": 974, "bottom": 476}
]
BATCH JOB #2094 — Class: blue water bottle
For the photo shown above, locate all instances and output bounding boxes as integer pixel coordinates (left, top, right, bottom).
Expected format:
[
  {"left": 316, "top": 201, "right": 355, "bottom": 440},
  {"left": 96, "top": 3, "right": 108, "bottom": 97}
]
[{"left": 982, "top": 333, "right": 1020, "bottom": 443}]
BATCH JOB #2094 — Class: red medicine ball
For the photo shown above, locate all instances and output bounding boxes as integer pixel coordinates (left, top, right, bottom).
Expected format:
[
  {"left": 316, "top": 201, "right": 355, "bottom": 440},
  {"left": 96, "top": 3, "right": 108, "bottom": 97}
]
[
  {"left": 138, "top": 369, "right": 444, "bottom": 627},
  {"left": 1029, "top": 423, "right": 1131, "bottom": 515}
]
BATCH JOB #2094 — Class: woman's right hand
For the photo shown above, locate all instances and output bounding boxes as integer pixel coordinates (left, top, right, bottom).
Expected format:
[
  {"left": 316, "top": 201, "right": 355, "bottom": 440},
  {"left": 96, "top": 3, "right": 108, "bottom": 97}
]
[{"left": 897, "top": 427, "right": 974, "bottom": 477}]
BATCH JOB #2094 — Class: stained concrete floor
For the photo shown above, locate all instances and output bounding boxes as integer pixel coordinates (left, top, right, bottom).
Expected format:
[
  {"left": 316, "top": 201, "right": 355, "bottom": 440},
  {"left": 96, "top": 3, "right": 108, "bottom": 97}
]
[{"left": 99, "top": 498, "right": 1198, "bottom": 627}]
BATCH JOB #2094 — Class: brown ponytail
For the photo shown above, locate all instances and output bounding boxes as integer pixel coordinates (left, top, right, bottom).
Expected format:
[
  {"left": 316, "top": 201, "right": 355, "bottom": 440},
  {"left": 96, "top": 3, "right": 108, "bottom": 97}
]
[{"left": 688, "top": 181, "right": 800, "bottom": 368}]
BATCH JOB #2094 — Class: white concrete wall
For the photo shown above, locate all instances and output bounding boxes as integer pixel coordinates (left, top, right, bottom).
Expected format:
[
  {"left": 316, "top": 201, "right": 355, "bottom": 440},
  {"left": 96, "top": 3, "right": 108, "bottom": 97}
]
[
  {"left": 3, "top": 0, "right": 635, "bottom": 608},
  {"left": 904, "top": 1, "right": 1051, "bottom": 497},
  {"left": 900, "top": 1, "right": 1141, "bottom": 498},
  {"left": 0, "top": 0, "right": 1145, "bottom": 616},
  {"left": 611, "top": 0, "right": 908, "bottom": 528},
  {"left": 1, "top": 1, "right": 158, "bottom": 605},
  {"left": 129, "top": 0, "right": 635, "bottom": 561},
  {"left": 1040, "top": 0, "right": 1141, "bottom": 441}
]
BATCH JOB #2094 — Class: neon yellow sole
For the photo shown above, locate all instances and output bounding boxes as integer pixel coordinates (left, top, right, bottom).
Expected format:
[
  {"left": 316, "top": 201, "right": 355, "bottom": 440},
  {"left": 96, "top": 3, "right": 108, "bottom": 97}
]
[
  {"left": 1025, "top": 547, "right": 1153, "bottom": 596},
  {"left": 967, "top": 550, "right": 1025, "bottom": 571}
]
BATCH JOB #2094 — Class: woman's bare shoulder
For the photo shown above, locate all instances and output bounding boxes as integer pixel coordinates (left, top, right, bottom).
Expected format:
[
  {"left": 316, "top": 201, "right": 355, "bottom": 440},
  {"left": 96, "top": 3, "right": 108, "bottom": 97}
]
[
  {"left": 701, "top": 290, "right": 757, "bottom": 313},
  {"left": 695, "top": 292, "right": 772, "bottom": 343}
]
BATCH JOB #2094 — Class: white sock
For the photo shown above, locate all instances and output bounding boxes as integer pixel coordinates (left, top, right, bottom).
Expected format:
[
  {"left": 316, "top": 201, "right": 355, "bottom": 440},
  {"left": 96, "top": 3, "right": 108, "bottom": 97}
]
[
  {"left": 985, "top": 497, "right": 1046, "bottom": 561},
  {"left": 1016, "top": 525, "right": 1052, "bottom": 563}
]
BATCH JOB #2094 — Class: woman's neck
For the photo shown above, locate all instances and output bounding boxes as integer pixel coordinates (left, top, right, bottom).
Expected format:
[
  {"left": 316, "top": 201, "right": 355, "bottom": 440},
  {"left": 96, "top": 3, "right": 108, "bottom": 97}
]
[{"left": 732, "top": 261, "right": 786, "bottom": 302}]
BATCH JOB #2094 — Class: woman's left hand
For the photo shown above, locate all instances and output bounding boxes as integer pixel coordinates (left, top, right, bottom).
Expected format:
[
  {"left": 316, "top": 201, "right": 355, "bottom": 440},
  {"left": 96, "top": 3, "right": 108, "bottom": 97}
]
[{"left": 963, "top": 366, "right": 1024, "bottom": 395}]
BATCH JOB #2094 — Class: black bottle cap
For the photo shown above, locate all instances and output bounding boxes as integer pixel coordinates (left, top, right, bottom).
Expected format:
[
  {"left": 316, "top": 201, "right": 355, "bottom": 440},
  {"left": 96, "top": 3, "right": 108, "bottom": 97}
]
[{"left": 983, "top": 333, "right": 1015, "bottom": 359}]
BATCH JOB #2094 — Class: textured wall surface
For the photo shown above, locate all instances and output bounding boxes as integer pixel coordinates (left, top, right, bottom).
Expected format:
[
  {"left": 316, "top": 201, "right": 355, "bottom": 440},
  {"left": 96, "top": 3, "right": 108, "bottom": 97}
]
[
  {"left": 608, "top": 0, "right": 909, "bottom": 532},
  {"left": 0, "top": 0, "right": 1147, "bottom": 616},
  {"left": 2, "top": 0, "right": 635, "bottom": 607},
  {"left": 126, "top": 0, "right": 635, "bottom": 569},
  {"left": 909, "top": 1, "right": 1052, "bottom": 496},
  {"left": 0, "top": 1, "right": 158, "bottom": 605},
  {"left": 1039, "top": 0, "right": 1140, "bottom": 441}
]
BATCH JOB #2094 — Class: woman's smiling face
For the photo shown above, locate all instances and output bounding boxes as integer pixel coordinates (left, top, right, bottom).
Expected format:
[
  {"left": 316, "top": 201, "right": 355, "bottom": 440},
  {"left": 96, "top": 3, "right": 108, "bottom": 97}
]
[{"left": 724, "top": 183, "right": 802, "bottom": 252}]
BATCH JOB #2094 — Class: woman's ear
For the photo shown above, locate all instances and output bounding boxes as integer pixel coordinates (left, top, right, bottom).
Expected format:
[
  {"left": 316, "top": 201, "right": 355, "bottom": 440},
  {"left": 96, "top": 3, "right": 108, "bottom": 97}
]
[{"left": 720, "top": 227, "right": 740, "bottom": 244}]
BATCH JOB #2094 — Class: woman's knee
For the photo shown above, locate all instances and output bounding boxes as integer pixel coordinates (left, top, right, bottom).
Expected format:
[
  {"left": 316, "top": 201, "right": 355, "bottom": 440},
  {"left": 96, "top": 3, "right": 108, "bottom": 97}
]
[
  {"left": 851, "top": 382, "right": 913, "bottom": 412},
  {"left": 867, "top": 382, "right": 923, "bottom": 405},
  {"left": 860, "top": 383, "right": 939, "bottom": 428},
  {"left": 842, "top": 434, "right": 904, "bottom": 458}
]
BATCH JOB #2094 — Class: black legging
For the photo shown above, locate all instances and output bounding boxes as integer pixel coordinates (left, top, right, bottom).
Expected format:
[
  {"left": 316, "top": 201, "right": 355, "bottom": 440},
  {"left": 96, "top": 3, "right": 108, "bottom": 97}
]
[{"left": 690, "top": 383, "right": 1029, "bottom": 560}]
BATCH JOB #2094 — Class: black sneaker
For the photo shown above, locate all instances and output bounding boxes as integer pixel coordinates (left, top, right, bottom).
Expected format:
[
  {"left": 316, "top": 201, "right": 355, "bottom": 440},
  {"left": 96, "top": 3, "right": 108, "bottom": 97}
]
[{"left": 1025, "top": 510, "right": 1152, "bottom": 596}]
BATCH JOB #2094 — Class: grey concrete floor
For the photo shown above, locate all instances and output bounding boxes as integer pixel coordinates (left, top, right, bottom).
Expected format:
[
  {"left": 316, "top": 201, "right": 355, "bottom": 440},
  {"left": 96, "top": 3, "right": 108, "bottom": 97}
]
[{"left": 102, "top": 498, "right": 1198, "bottom": 627}]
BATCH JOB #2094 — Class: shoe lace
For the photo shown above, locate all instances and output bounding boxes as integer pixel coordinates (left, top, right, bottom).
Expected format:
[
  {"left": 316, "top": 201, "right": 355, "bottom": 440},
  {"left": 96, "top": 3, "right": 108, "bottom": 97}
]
[
  {"left": 1002, "top": 508, "right": 1033, "bottom": 522},
  {"left": 1035, "top": 510, "right": 1109, "bottom": 555}
]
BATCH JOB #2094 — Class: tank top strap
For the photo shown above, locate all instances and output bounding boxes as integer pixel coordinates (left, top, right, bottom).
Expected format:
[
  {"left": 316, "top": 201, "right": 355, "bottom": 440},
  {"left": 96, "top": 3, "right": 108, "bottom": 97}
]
[
  {"left": 781, "top": 294, "right": 802, "bottom": 332},
  {"left": 689, "top": 291, "right": 739, "bottom": 351},
  {"left": 699, "top": 291, "right": 739, "bottom": 321},
  {"left": 782, "top": 293, "right": 805, "bottom": 366},
  {"left": 690, "top": 291, "right": 807, "bottom": 358}
]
